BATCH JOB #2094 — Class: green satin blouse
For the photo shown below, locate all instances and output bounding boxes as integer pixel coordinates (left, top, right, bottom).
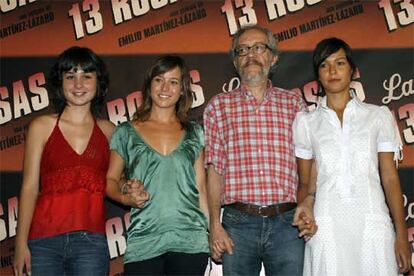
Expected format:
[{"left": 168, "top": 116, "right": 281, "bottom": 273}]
[{"left": 110, "top": 121, "right": 209, "bottom": 263}]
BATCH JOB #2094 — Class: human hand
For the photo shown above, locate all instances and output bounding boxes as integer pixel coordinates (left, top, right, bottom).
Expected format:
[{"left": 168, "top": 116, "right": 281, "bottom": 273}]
[
  {"left": 122, "top": 179, "right": 150, "bottom": 208},
  {"left": 209, "top": 224, "right": 234, "bottom": 262},
  {"left": 122, "top": 179, "right": 144, "bottom": 193},
  {"left": 292, "top": 205, "right": 317, "bottom": 242},
  {"left": 13, "top": 243, "right": 31, "bottom": 276},
  {"left": 394, "top": 235, "right": 411, "bottom": 273}
]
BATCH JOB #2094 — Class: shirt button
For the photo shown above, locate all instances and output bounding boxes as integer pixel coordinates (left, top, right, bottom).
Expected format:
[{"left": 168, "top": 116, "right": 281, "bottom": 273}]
[
  {"left": 258, "top": 148, "right": 261, "bottom": 153},
  {"left": 260, "top": 170, "right": 263, "bottom": 175}
]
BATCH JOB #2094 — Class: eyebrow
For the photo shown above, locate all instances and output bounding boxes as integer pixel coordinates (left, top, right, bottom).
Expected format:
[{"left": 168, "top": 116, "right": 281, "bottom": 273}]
[
  {"left": 237, "top": 42, "right": 267, "bottom": 46},
  {"left": 324, "top": 55, "right": 347, "bottom": 61},
  {"left": 154, "top": 76, "right": 180, "bottom": 81},
  {"left": 65, "top": 70, "right": 94, "bottom": 74}
]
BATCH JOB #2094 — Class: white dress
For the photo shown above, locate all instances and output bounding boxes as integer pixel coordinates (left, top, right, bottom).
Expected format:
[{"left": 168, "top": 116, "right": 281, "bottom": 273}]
[{"left": 293, "top": 94, "right": 402, "bottom": 276}]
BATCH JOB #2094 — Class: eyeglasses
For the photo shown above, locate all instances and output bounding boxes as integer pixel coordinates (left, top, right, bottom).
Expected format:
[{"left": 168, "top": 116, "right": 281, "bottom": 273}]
[{"left": 234, "top": 43, "right": 271, "bottom": 56}]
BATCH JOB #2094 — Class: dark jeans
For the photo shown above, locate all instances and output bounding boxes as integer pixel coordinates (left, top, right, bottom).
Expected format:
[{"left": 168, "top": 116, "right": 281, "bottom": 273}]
[
  {"left": 28, "top": 231, "right": 109, "bottom": 276},
  {"left": 222, "top": 206, "right": 304, "bottom": 276},
  {"left": 124, "top": 251, "right": 209, "bottom": 276}
]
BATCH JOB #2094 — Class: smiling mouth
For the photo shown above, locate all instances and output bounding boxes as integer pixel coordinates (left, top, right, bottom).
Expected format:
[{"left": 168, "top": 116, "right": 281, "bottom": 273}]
[
  {"left": 73, "top": 92, "right": 87, "bottom": 96},
  {"left": 158, "top": 94, "right": 171, "bottom": 99}
]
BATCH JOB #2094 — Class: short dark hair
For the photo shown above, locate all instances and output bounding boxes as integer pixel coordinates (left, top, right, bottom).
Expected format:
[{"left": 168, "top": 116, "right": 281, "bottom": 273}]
[
  {"left": 47, "top": 46, "right": 109, "bottom": 117},
  {"left": 313, "top": 37, "right": 356, "bottom": 96},
  {"left": 230, "top": 24, "right": 279, "bottom": 60},
  {"left": 133, "top": 55, "right": 193, "bottom": 128}
]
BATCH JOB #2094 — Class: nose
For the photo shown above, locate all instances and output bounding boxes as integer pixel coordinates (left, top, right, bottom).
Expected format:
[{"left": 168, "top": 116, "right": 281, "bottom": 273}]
[
  {"left": 74, "top": 76, "right": 83, "bottom": 88},
  {"left": 161, "top": 81, "right": 169, "bottom": 92},
  {"left": 247, "top": 47, "right": 256, "bottom": 57},
  {"left": 329, "top": 64, "right": 337, "bottom": 74}
]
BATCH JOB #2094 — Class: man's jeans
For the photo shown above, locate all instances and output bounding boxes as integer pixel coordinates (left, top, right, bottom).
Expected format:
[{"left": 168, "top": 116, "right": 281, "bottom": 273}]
[
  {"left": 222, "top": 206, "right": 304, "bottom": 276},
  {"left": 28, "top": 231, "right": 109, "bottom": 275}
]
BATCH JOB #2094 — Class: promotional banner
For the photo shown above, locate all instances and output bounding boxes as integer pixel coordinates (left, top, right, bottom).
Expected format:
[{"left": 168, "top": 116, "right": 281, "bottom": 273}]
[{"left": 1, "top": 1, "right": 413, "bottom": 275}]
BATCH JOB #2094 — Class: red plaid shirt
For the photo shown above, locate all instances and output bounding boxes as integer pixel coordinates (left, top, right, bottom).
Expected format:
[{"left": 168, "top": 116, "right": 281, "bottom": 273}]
[{"left": 204, "top": 81, "right": 307, "bottom": 205}]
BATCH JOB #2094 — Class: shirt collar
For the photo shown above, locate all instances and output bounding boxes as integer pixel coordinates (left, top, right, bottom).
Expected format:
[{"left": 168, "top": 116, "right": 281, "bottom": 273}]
[
  {"left": 317, "top": 89, "right": 366, "bottom": 111},
  {"left": 240, "top": 80, "right": 273, "bottom": 100}
]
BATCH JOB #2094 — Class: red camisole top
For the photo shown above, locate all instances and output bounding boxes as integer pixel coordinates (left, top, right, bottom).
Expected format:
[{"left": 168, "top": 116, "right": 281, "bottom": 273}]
[{"left": 28, "top": 118, "right": 109, "bottom": 240}]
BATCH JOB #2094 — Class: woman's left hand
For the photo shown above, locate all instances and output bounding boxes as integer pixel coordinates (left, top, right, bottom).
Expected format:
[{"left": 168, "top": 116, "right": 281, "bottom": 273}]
[
  {"left": 123, "top": 179, "right": 150, "bottom": 208},
  {"left": 293, "top": 203, "right": 317, "bottom": 242},
  {"left": 394, "top": 235, "right": 411, "bottom": 273}
]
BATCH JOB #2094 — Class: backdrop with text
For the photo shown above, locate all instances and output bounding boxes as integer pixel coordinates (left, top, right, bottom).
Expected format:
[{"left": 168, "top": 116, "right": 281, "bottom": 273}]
[{"left": 1, "top": 1, "right": 413, "bottom": 275}]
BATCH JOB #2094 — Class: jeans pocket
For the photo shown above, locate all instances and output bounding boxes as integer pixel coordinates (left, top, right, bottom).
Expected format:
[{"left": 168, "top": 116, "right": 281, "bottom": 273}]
[
  {"left": 80, "top": 232, "right": 108, "bottom": 246},
  {"left": 279, "top": 208, "right": 296, "bottom": 225},
  {"left": 222, "top": 207, "right": 248, "bottom": 226},
  {"left": 28, "top": 236, "right": 50, "bottom": 245}
]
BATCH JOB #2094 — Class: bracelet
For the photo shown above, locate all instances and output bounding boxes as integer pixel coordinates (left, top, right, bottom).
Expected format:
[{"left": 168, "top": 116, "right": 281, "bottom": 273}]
[
  {"left": 121, "top": 182, "right": 128, "bottom": 195},
  {"left": 308, "top": 191, "right": 316, "bottom": 198}
]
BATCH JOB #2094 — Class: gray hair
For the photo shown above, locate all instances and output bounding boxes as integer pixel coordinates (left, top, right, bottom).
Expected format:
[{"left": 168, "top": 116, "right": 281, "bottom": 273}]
[{"left": 230, "top": 25, "right": 279, "bottom": 60}]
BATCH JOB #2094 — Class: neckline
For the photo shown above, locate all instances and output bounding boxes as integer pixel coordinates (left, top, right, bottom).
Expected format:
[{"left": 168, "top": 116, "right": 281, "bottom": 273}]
[
  {"left": 128, "top": 121, "right": 187, "bottom": 157},
  {"left": 56, "top": 120, "right": 96, "bottom": 156}
]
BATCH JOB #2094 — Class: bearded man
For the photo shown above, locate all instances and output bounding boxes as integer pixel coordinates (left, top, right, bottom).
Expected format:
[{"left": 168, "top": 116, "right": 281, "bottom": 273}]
[{"left": 204, "top": 25, "right": 308, "bottom": 276}]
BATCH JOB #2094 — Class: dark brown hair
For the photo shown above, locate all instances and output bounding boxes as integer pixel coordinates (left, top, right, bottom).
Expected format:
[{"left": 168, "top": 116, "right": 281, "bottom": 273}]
[
  {"left": 133, "top": 55, "right": 193, "bottom": 128},
  {"left": 47, "top": 46, "right": 109, "bottom": 117},
  {"left": 313, "top": 37, "right": 357, "bottom": 96}
]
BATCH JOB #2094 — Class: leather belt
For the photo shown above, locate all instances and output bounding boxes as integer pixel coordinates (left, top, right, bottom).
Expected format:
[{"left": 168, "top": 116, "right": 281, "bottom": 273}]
[{"left": 228, "top": 202, "right": 297, "bottom": 217}]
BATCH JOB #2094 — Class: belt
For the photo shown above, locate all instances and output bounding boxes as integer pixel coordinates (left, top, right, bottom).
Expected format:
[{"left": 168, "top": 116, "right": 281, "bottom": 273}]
[{"left": 228, "top": 202, "right": 297, "bottom": 217}]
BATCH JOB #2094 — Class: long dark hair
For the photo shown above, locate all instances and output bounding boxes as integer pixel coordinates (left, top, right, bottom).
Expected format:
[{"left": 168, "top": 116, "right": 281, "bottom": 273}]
[
  {"left": 47, "top": 46, "right": 109, "bottom": 117},
  {"left": 133, "top": 55, "right": 193, "bottom": 128},
  {"left": 313, "top": 37, "right": 356, "bottom": 96}
]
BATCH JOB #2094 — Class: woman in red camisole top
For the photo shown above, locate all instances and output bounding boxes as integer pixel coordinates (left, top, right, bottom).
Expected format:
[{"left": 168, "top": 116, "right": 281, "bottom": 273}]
[{"left": 12, "top": 46, "right": 134, "bottom": 276}]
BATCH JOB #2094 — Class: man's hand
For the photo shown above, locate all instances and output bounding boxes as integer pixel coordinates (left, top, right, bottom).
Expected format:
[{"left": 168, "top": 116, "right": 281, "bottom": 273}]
[
  {"left": 209, "top": 223, "right": 234, "bottom": 262},
  {"left": 293, "top": 204, "right": 317, "bottom": 242}
]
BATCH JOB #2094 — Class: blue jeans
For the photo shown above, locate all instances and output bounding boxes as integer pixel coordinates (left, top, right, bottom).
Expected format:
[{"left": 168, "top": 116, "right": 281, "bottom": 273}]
[
  {"left": 28, "top": 231, "right": 109, "bottom": 275},
  {"left": 222, "top": 206, "right": 304, "bottom": 276}
]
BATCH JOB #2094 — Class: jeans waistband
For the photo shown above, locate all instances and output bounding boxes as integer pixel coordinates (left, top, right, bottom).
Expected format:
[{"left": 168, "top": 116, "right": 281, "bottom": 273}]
[{"left": 227, "top": 202, "right": 296, "bottom": 217}]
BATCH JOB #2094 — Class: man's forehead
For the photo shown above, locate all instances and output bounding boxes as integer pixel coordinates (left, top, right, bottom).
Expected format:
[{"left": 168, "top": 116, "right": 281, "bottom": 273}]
[{"left": 238, "top": 30, "right": 268, "bottom": 45}]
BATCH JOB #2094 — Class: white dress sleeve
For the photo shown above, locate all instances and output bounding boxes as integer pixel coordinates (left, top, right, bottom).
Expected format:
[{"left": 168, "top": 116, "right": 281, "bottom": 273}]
[
  {"left": 377, "top": 106, "right": 403, "bottom": 162},
  {"left": 292, "top": 111, "right": 313, "bottom": 160}
]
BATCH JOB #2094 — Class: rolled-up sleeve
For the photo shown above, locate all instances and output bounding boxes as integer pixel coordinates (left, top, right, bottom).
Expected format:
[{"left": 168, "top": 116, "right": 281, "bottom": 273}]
[
  {"left": 292, "top": 111, "right": 313, "bottom": 160},
  {"left": 203, "top": 97, "right": 226, "bottom": 174},
  {"left": 377, "top": 106, "right": 403, "bottom": 161}
]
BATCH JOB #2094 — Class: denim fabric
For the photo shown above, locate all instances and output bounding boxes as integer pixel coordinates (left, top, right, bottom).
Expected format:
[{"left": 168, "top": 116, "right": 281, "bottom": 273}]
[
  {"left": 28, "top": 231, "right": 109, "bottom": 276},
  {"left": 222, "top": 206, "right": 304, "bottom": 276}
]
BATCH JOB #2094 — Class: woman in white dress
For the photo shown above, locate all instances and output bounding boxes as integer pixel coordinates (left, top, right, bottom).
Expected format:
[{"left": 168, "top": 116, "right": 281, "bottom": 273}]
[{"left": 292, "top": 37, "right": 411, "bottom": 275}]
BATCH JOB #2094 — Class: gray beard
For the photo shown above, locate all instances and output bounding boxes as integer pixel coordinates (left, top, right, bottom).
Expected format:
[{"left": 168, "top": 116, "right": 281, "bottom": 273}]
[{"left": 239, "top": 66, "right": 270, "bottom": 85}]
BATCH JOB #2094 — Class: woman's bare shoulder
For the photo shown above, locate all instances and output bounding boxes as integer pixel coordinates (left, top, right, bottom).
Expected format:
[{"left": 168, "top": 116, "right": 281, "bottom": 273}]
[
  {"left": 29, "top": 114, "right": 58, "bottom": 132},
  {"left": 96, "top": 119, "right": 116, "bottom": 139},
  {"left": 26, "top": 114, "right": 58, "bottom": 145}
]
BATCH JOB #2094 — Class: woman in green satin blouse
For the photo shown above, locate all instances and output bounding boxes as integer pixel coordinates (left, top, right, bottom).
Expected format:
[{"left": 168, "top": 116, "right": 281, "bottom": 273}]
[{"left": 106, "top": 55, "right": 209, "bottom": 275}]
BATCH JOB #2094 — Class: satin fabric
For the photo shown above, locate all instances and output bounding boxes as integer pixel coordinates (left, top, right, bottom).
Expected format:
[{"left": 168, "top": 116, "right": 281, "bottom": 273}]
[{"left": 110, "top": 121, "right": 209, "bottom": 263}]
